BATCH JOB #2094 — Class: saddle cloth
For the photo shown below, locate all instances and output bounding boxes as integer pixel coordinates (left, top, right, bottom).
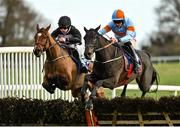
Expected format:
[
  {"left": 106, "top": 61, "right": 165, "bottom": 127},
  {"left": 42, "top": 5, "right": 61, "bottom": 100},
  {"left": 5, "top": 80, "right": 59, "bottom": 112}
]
[{"left": 123, "top": 52, "right": 142, "bottom": 78}]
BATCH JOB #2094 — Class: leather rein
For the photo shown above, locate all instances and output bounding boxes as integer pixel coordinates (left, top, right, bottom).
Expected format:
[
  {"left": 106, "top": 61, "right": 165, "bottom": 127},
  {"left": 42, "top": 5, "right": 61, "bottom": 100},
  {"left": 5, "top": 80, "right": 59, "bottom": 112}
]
[{"left": 93, "top": 34, "right": 123, "bottom": 64}]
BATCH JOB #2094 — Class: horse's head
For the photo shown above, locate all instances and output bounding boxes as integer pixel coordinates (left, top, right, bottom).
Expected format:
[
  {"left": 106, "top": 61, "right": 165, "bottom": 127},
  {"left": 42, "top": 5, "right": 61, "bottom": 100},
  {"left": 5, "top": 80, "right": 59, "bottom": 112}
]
[
  {"left": 83, "top": 25, "right": 101, "bottom": 60},
  {"left": 33, "top": 24, "right": 51, "bottom": 57}
]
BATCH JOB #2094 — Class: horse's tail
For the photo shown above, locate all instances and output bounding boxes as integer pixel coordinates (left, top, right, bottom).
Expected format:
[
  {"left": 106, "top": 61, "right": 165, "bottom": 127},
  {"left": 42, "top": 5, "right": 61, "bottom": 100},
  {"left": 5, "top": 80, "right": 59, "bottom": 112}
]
[
  {"left": 143, "top": 50, "right": 151, "bottom": 58},
  {"left": 150, "top": 67, "right": 160, "bottom": 93}
]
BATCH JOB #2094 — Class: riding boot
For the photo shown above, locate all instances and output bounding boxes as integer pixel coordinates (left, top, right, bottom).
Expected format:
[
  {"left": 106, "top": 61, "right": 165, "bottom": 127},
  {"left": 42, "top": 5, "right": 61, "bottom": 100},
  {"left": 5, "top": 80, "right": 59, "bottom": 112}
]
[
  {"left": 128, "top": 45, "right": 140, "bottom": 74},
  {"left": 80, "top": 62, "right": 88, "bottom": 73},
  {"left": 72, "top": 49, "right": 88, "bottom": 73}
]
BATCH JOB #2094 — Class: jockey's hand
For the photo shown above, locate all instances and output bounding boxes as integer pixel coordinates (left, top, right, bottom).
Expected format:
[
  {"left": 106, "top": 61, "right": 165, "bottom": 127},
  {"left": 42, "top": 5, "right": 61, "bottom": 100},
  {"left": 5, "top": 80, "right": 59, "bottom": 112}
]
[
  {"left": 110, "top": 38, "right": 118, "bottom": 43},
  {"left": 59, "top": 37, "right": 66, "bottom": 42}
]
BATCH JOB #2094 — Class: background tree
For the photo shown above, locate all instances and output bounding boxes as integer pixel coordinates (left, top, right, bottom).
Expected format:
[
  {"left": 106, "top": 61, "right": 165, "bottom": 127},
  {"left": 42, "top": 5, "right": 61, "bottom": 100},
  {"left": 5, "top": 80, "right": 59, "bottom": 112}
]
[
  {"left": 142, "top": 0, "right": 180, "bottom": 56},
  {"left": 0, "top": 0, "right": 49, "bottom": 46}
]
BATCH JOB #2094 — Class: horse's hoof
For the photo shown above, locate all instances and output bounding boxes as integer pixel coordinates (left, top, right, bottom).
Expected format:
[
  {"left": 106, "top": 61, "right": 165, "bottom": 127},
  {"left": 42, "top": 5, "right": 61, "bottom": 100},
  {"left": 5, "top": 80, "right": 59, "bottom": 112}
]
[
  {"left": 80, "top": 86, "right": 87, "bottom": 95},
  {"left": 49, "top": 90, "right": 55, "bottom": 94},
  {"left": 45, "top": 88, "right": 55, "bottom": 94},
  {"left": 85, "top": 100, "right": 94, "bottom": 110}
]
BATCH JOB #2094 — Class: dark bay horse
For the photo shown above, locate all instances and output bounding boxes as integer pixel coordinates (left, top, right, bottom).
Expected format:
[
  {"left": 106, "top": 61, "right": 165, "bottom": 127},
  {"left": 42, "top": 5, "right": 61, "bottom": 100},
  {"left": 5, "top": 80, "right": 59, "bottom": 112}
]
[
  {"left": 33, "top": 24, "right": 85, "bottom": 97},
  {"left": 82, "top": 26, "right": 159, "bottom": 99}
]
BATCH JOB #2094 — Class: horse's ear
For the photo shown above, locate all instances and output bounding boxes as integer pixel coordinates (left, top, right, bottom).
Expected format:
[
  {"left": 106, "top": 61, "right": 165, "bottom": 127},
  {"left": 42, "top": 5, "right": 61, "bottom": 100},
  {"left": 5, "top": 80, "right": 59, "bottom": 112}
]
[
  {"left": 45, "top": 24, "right": 51, "bottom": 32},
  {"left": 36, "top": 24, "right": 40, "bottom": 31},
  {"left": 95, "top": 25, "right": 101, "bottom": 31},
  {"left": 84, "top": 27, "right": 88, "bottom": 33}
]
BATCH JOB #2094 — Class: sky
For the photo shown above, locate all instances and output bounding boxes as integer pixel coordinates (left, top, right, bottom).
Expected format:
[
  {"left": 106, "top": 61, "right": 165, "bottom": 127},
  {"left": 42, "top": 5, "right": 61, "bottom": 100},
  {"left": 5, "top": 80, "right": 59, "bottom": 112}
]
[{"left": 26, "top": 0, "right": 161, "bottom": 49}]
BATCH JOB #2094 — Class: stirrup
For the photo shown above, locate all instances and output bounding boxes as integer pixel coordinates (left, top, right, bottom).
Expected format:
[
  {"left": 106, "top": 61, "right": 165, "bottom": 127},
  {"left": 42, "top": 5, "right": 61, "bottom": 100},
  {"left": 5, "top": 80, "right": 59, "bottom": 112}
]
[
  {"left": 81, "top": 66, "right": 88, "bottom": 73},
  {"left": 134, "top": 64, "right": 140, "bottom": 74}
]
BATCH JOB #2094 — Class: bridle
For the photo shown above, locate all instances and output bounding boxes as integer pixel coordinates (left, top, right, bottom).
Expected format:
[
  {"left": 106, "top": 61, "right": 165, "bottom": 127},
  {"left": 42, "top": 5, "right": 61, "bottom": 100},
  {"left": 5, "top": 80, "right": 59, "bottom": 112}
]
[
  {"left": 35, "top": 32, "right": 69, "bottom": 63},
  {"left": 35, "top": 32, "right": 56, "bottom": 51}
]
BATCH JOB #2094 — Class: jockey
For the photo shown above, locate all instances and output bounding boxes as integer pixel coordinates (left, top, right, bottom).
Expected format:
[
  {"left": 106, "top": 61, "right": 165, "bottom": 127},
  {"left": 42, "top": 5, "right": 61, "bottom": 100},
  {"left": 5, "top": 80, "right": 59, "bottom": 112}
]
[
  {"left": 51, "top": 16, "right": 88, "bottom": 73},
  {"left": 98, "top": 9, "right": 140, "bottom": 74}
]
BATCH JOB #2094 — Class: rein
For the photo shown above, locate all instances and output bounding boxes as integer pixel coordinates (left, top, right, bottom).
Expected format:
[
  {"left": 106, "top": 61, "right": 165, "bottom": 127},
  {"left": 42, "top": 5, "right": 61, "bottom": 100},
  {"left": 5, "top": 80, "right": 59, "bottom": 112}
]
[
  {"left": 45, "top": 54, "right": 69, "bottom": 63},
  {"left": 95, "top": 56, "right": 123, "bottom": 64},
  {"left": 93, "top": 34, "right": 123, "bottom": 64},
  {"left": 95, "top": 34, "right": 114, "bottom": 52},
  {"left": 95, "top": 41, "right": 114, "bottom": 52},
  {"left": 45, "top": 37, "right": 70, "bottom": 63}
]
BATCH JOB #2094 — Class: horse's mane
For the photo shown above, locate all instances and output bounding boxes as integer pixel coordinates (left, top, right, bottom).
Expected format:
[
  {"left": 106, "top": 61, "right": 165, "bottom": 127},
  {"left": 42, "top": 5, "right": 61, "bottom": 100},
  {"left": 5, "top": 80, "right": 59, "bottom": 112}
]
[
  {"left": 39, "top": 27, "right": 56, "bottom": 44},
  {"left": 47, "top": 32, "right": 56, "bottom": 44},
  {"left": 90, "top": 28, "right": 122, "bottom": 51},
  {"left": 89, "top": 28, "right": 111, "bottom": 44}
]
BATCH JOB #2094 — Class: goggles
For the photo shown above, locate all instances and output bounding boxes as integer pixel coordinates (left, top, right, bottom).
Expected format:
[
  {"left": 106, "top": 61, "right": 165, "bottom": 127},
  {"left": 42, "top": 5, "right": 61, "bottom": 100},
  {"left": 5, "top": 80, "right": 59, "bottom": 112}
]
[
  {"left": 59, "top": 26, "right": 69, "bottom": 29},
  {"left": 113, "top": 20, "right": 124, "bottom": 24}
]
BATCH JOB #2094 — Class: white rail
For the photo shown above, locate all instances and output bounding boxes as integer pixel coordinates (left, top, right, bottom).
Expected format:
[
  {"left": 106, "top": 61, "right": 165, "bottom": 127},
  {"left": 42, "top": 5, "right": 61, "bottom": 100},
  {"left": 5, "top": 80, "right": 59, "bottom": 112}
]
[
  {"left": 151, "top": 56, "right": 180, "bottom": 63},
  {"left": 112, "top": 84, "right": 180, "bottom": 98},
  {"left": 0, "top": 84, "right": 74, "bottom": 101},
  {"left": 0, "top": 47, "right": 74, "bottom": 101},
  {"left": 0, "top": 47, "right": 180, "bottom": 101}
]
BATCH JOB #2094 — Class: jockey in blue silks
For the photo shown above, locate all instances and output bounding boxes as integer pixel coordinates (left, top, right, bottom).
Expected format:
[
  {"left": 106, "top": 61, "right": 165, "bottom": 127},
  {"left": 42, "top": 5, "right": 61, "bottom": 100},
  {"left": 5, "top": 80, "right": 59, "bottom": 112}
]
[{"left": 98, "top": 9, "right": 140, "bottom": 74}]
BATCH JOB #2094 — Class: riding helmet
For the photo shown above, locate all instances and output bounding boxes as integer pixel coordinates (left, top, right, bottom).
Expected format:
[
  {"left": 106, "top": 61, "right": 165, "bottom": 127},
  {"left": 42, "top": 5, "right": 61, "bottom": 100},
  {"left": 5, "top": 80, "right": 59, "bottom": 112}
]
[
  {"left": 112, "top": 9, "right": 125, "bottom": 21},
  {"left": 58, "top": 16, "right": 71, "bottom": 27}
]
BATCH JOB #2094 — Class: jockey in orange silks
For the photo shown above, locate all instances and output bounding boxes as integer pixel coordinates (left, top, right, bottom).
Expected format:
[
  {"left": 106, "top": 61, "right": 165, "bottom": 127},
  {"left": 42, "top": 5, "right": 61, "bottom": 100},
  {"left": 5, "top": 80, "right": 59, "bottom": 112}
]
[{"left": 98, "top": 9, "right": 140, "bottom": 74}]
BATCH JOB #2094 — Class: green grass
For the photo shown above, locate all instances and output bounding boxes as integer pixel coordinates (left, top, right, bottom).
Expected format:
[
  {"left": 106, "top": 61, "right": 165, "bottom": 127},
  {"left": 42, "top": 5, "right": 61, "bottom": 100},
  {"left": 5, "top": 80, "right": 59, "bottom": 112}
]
[
  {"left": 104, "top": 62, "right": 180, "bottom": 99},
  {"left": 105, "top": 89, "right": 180, "bottom": 100},
  {"left": 153, "top": 62, "right": 180, "bottom": 85},
  {"left": 104, "top": 88, "right": 178, "bottom": 100}
]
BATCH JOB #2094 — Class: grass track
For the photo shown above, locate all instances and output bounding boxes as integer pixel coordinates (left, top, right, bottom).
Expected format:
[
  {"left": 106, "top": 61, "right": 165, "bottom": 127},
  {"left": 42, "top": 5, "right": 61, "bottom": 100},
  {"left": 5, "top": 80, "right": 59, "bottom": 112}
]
[{"left": 104, "top": 62, "right": 180, "bottom": 99}]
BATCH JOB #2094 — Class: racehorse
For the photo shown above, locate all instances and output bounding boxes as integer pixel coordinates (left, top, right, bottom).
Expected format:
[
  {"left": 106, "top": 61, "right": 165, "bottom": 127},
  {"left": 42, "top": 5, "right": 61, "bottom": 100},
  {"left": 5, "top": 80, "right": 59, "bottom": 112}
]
[
  {"left": 33, "top": 24, "right": 85, "bottom": 97},
  {"left": 82, "top": 26, "right": 159, "bottom": 99}
]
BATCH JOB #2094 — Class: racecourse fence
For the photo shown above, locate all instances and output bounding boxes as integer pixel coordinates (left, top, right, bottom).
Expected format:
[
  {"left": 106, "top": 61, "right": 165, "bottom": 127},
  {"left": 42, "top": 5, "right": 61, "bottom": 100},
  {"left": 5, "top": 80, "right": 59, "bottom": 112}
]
[
  {"left": 151, "top": 56, "right": 180, "bottom": 63},
  {"left": 0, "top": 47, "right": 180, "bottom": 101}
]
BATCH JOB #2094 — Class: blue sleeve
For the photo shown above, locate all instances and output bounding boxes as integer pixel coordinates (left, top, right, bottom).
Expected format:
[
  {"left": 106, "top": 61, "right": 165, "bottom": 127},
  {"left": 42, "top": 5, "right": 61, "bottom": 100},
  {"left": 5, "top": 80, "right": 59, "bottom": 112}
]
[
  {"left": 119, "top": 18, "right": 136, "bottom": 43},
  {"left": 98, "top": 28, "right": 107, "bottom": 35}
]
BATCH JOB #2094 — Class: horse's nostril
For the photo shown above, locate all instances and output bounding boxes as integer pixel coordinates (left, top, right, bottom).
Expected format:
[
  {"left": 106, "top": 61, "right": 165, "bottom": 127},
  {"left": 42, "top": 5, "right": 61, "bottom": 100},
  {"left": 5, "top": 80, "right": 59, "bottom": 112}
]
[
  {"left": 88, "top": 52, "right": 91, "bottom": 56},
  {"left": 33, "top": 48, "right": 40, "bottom": 56}
]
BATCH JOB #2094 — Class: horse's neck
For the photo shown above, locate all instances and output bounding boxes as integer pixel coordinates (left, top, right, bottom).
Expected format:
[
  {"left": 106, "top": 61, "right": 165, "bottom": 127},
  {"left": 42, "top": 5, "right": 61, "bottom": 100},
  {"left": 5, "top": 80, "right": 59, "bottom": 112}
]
[
  {"left": 96, "top": 37, "right": 122, "bottom": 61},
  {"left": 46, "top": 36, "right": 66, "bottom": 60}
]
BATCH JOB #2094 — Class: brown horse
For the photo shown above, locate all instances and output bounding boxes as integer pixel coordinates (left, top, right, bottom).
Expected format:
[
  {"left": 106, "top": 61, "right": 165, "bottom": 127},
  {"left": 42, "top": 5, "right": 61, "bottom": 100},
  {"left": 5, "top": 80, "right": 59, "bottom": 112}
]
[
  {"left": 82, "top": 26, "right": 159, "bottom": 101},
  {"left": 33, "top": 24, "right": 85, "bottom": 97}
]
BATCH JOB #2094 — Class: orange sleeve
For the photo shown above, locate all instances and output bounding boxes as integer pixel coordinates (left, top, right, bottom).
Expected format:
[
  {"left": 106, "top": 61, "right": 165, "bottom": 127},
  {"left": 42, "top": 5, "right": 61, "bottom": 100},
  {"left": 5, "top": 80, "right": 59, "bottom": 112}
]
[
  {"left": 104, "top": 25, "right": 111, "bottom": 32},
  {"left": 127, "top": 26, "right": 135, "bottom": 31}
]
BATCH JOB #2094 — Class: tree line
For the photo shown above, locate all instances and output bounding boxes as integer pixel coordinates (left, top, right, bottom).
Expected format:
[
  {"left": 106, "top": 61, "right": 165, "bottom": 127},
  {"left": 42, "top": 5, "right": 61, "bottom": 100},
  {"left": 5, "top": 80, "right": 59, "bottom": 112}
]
[
  {"left": 0, "top": 0, "right": 48, "bottom": 46},
  {"left": 0, "top": 0, "right": 180, "bottom": 56},
  {"left": 142, "top": 0, "right": 180, "bottom": 56}
]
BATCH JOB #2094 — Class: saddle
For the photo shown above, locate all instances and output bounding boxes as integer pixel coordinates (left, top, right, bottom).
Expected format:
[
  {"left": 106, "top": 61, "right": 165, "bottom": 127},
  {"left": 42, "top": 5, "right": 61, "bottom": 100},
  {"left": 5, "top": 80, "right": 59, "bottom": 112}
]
[{"left": 60, "top": 45, "right": 81, "bottom": 72}]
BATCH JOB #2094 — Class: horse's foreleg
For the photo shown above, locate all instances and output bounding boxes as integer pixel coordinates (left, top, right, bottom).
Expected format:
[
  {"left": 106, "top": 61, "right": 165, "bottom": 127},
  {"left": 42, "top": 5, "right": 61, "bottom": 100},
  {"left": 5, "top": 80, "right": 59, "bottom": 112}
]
[
  {"left": 121, "top": 84, "right": 127, "bottom": 97},
  {"left": 81, "top": 74, "right": 94, "bottom": 110},
  {"left": 90, "top": 80, "right": 104, "bottom": 99},
  {"left": 42, "top": 77, "right": 56, "bottom": 94},
  {"left": 81, "top": 74, "right": 91, "bottom": 95},
  {"left": 90, "top": 77, "right": 117, "bottom": 98}
]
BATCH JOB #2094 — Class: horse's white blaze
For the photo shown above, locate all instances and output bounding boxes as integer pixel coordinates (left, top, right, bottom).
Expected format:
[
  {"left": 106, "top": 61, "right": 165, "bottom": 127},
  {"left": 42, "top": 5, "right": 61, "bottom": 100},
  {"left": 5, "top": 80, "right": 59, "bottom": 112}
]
[{"left": 38, "top": 33, "right": 42, "bottom": 36}]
